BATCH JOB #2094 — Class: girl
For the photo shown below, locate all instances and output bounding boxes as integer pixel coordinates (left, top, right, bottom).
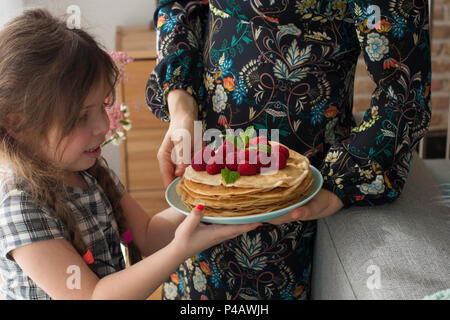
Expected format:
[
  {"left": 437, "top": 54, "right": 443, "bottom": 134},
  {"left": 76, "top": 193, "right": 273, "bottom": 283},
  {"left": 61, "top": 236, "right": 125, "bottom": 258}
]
[{"left": 0, "top": 9, "right": 259, "bottom": 300}]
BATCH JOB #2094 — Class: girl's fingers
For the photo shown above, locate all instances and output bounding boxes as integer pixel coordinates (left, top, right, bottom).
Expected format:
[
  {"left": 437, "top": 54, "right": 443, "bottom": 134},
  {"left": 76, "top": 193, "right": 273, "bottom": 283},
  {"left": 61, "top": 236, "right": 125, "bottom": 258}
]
[
  {"left": 234, "top": 223, "right": 262, "bottom": 236},
  {"left": 181, "top": 205, "right": 205, "bottom": 236},
  {"left": 214, "top": 222, "right": 262, "bottom": 241}
]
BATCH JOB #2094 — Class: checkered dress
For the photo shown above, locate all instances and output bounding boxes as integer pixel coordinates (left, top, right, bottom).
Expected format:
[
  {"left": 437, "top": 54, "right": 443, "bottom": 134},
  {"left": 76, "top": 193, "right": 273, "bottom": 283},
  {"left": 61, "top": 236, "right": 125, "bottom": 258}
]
[{"left": 0, "top": 158, "right": 126, "bottom": 300}]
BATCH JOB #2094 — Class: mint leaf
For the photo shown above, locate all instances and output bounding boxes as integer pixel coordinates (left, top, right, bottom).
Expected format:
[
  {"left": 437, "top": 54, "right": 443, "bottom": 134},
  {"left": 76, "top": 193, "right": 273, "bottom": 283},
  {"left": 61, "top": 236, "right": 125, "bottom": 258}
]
[
  {"left": 244, "top": 126, "right": 255, "bottom": 139},
  {"left": 239, "top": 126, "right": 256, "bottom": 149},
  {"left": 221, "top": 168, "right": 240, "bottom": 184}
]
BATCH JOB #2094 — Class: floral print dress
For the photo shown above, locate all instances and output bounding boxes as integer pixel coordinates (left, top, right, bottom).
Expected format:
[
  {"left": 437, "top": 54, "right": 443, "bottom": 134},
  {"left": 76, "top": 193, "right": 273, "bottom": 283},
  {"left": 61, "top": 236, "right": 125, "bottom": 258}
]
[{"left": 146, "top": 0, "right": 431, "bottom": 300}]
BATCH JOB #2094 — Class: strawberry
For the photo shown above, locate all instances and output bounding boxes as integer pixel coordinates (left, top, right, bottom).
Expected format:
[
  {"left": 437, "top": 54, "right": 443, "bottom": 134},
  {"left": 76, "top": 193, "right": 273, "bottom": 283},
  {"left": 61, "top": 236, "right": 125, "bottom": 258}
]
[
  {"left": 206, "top": 156, "right": 226, "bottom": 175},
  {"left": 191, "top": 146, "right": 215, "bottom": 171},
  {"left": 225, "top": 151, "right": 238, "bottom": 171},
  {"left": 237, "top": 162, "right": 258, "bottom": 176}
]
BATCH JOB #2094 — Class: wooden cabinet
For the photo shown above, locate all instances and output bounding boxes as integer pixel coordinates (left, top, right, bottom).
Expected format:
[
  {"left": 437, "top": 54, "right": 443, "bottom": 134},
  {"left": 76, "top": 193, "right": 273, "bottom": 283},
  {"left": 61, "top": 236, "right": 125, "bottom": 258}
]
[
  {"left": 116, "top": 26, "right": 168, "bottom": 300},
  {"left": 116, "top": 26, "right": 169, "bottom": 213}
]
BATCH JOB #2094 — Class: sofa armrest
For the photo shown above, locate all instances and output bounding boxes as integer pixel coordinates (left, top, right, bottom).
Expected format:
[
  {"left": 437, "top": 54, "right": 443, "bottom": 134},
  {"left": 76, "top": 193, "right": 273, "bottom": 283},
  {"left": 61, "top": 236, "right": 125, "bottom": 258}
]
[{"left": 311, "top": 155, "right": 450, "bottom": 300}]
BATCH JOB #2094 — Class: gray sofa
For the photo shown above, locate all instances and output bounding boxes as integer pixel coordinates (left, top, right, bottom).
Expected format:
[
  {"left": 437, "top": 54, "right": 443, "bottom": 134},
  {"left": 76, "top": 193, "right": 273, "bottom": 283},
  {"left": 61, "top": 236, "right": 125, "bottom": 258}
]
[{"left": 311, "top": 155, "right": 450, "bottom": 299}]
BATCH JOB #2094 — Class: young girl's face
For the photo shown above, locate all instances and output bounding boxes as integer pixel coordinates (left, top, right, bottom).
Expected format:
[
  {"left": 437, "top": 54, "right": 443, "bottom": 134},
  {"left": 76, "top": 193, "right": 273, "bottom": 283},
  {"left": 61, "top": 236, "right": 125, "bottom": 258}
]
[{"left": 45, "top": 81, "right": 111, "bottom": 173}]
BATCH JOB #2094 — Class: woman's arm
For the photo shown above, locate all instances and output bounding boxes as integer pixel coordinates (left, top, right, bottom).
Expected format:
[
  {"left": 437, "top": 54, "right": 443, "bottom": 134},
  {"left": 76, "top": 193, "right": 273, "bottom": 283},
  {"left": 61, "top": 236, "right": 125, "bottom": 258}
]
[
  {"left": 146, "top": 0, "right": 209, "bottom": 122},
  {"left": 320, "top": 0, "right": 431, "bottom": 208}
]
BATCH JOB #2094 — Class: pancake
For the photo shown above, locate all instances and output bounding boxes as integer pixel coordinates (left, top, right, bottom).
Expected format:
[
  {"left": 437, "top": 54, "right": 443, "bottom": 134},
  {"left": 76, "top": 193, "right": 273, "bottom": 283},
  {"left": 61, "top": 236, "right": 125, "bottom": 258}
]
[{"left": 177, "top": 142, "right": 313, "bottom": 217}]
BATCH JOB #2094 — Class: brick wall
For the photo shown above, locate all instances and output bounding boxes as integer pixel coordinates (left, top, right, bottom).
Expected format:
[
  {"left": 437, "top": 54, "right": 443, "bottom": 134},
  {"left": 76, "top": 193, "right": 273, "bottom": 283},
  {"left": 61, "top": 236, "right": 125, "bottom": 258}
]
[{"left": 354, "top": 0, "right": 450, "bottom": 134}]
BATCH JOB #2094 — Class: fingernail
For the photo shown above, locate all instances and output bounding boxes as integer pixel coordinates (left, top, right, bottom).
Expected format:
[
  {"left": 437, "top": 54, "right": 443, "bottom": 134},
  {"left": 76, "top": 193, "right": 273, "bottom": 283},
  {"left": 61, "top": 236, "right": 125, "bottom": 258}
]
[{"left": 195, "top": 204, "right": 204, "bottom": 211}]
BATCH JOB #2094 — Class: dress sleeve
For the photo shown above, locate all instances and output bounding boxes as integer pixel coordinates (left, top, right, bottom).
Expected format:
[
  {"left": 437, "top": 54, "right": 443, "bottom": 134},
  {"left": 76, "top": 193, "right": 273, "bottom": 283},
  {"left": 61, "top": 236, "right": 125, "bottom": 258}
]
[
  {"left": 145, "top": 0, "right": 209, "bottom": 122},
  {"left": 320, "top": 0, "right": 432, "bottom": 208},
  {"left": 0, "top": 190, "right": 66, "bottom": 261}
]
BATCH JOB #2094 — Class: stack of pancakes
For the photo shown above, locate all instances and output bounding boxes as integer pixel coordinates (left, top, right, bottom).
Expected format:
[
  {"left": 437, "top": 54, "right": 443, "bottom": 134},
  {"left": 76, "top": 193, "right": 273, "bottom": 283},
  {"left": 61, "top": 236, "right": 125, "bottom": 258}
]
[{"left": 176, "top": 143, "right": 313, "bottom": 217}]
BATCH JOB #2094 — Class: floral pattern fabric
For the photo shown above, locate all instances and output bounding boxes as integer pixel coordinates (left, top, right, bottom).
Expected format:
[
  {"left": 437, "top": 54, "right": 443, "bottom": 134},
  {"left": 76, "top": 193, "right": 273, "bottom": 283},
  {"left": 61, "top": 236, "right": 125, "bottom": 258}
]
[{"left": 146, "top": 0, "right": 431, "bottom": 300}]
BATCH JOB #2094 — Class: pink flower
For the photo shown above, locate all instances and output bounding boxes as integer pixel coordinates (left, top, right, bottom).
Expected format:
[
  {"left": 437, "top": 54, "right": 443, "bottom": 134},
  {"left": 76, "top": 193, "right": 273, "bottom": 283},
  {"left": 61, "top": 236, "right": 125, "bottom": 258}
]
[{"left": 103, "top": 51, "right": 134, "bottom": 146}]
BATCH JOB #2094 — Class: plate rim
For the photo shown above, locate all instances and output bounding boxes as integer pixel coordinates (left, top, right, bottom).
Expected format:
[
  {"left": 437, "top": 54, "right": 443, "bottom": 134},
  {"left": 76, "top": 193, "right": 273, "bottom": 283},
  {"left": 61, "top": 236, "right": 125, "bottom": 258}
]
[{"left": 165, "top": 165, "right": 323, "bottom": 224}]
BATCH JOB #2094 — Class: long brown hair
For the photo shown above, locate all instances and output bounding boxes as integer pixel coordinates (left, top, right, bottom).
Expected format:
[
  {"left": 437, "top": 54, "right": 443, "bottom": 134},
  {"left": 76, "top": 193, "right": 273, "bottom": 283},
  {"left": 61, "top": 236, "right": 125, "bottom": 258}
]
[{"left": 0, "top": 9, "right": 140, "bottom": 268}]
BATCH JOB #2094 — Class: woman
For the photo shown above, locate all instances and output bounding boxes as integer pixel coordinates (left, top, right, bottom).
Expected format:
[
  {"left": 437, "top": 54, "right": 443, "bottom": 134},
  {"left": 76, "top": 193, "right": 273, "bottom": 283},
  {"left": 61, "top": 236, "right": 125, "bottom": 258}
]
[{"left": 145, "top": 0, "right": 431, "bottom": 299}]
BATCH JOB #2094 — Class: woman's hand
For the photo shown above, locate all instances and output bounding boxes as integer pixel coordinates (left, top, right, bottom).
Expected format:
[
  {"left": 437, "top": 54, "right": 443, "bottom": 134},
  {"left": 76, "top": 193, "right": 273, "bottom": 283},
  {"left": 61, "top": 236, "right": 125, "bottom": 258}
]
[
  {"left": 171, "top": 206, "right": 261, "bottom": 260},
  {"left": 266, "top": 189, "right": 344, "bottom": 225},
  {"left": 158, "top": 89, "right": 198, "bottom": 188}
]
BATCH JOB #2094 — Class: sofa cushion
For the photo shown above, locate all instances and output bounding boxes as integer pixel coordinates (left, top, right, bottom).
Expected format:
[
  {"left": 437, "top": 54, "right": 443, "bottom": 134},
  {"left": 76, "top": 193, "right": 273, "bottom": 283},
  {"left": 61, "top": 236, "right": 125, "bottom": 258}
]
[{"left": 311, "top": 155, "right": 450, "bottom": 300}]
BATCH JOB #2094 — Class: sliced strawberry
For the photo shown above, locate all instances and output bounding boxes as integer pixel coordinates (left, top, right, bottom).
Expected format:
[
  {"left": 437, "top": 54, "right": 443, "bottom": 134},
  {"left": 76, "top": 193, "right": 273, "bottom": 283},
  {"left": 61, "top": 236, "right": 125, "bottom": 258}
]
[
  {"left": 191, "top": 146, "right": 215, "bottom": 171},
  {"left": 206, "top": 156, "right": 226, "bottom": 175},
  {"left": 237, "top": 162, "right": 258, "bottom": 176}
]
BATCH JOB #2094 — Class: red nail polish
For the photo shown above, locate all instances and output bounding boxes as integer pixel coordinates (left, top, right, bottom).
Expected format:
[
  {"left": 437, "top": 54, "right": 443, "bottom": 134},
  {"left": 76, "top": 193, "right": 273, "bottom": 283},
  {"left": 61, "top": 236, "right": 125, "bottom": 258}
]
[{"left": 195, "top": 204, "right": 204, "bottom": 211}]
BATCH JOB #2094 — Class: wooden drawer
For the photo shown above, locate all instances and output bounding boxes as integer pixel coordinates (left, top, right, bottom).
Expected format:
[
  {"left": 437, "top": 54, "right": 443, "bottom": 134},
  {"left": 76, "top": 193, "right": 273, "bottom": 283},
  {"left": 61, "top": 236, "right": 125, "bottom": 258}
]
[
  {"left": 122, "top": 59, "right": 164, "bottom": 129},
  {"left": 126, "top": 127, "right": 168, "bottom": 191},
  {"left": 129, "top": 189, "right": 169, "bottom": 217}
]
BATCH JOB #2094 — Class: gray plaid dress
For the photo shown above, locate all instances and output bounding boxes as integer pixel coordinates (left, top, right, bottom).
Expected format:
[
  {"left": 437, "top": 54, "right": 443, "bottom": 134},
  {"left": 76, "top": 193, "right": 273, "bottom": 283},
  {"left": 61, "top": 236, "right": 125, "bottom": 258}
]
[{"left": 0, "top": 158, "right": 126, "bottom": 300}]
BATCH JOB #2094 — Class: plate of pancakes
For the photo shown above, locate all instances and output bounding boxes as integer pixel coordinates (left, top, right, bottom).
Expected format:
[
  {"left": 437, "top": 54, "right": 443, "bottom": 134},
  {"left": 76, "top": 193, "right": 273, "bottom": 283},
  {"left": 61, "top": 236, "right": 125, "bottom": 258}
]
[{"left": 165, "top": 143, "right": 323, "bottom": 224}]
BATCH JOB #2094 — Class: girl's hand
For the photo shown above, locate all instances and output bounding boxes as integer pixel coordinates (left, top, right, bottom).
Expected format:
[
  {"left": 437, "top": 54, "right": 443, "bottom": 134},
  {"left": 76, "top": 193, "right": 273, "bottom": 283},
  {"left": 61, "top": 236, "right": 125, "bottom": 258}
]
[
  {"left": 266, "top": 189, "right": 344, "bottom": 225},
  {"left": 158, "top": 89, "right": 198, "bottom": 189},
  {"left": 171, "top": 206, "right": 261, "bottom": 260}
]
